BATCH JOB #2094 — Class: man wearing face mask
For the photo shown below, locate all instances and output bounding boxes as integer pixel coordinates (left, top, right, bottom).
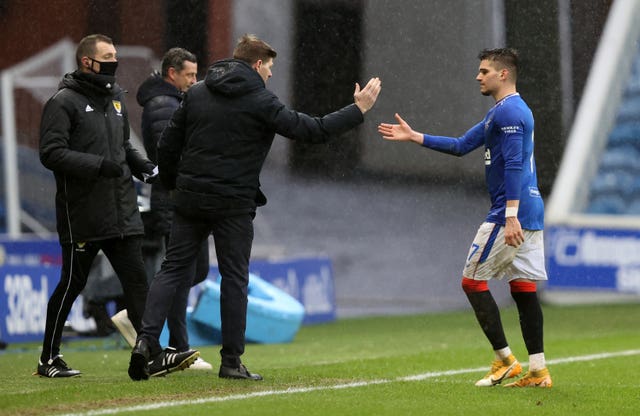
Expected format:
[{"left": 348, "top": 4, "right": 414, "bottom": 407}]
[{"left": 36, "top": 34, "right": 157, "bottom": 377}]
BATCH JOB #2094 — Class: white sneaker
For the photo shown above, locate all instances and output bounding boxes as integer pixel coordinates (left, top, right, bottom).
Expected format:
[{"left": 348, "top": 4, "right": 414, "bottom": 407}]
[
  {"left": 110, "top": 309, "right": 136, "bottom": 348},
  {"left": 189, "top": 357, "right": 213, "bottom": 370}
]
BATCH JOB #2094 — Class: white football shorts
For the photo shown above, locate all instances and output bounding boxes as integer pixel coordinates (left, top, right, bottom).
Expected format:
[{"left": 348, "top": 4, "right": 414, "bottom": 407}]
[{"left": 462, "top": 222, "right": 548, "bottom": 281}]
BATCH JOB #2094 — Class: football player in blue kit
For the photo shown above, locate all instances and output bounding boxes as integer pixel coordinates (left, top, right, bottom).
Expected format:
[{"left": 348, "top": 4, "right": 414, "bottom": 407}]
[{"left": 378, "top": 48, "right": 552, "bottom": 388}]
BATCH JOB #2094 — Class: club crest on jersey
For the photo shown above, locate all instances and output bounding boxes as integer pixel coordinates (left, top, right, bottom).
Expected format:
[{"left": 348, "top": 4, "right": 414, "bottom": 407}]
[
  {"left": 75, "top": 242, "right": 87, "bottom": 252},
  {"left": 112, "top": 100, "right": 122, "bottom": 115},
  {"left": 484, "top": 148, "right": 491, "bottom": 165},
  {"left": 484, "top": 116, "right": 493, "bottom": 132}
]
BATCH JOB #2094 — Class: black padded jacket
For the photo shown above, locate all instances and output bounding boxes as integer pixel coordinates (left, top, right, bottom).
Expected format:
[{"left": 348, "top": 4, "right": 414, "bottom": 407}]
[
  {"left": 39, "top": 70, "right": 152, "bottom": 243},
  {"left": 136, "top": 73, "right": 181, "bottom": 237},
  {"left": 158, "top": 59, "right": 364, "bottom": 218}
]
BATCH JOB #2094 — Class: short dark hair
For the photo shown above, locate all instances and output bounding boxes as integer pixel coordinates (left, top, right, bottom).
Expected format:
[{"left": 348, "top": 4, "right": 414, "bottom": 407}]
[
  {"left": 161, "top": 47, "right": 197, "bottom": 78},
  {"left": 76, "top": 34, "right": 113, "bottom": 68},
  {"left": 478, "top": 48, "right": 519, "bottom": 79},
  {"left": 233, "top": 34, "right": 277, "bottom": 65}
]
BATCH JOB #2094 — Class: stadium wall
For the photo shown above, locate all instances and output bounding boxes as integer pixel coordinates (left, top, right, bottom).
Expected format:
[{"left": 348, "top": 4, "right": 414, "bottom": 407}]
[{"left": 545, "top": 0, "right": 640, "bottom": 303}]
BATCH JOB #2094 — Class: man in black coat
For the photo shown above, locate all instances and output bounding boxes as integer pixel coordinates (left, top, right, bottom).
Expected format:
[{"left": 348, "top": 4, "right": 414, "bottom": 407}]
[
  {"left": 137, "top": 48, "right": 198, "bottom": 247},
  {"left": 37, "top": 34, "right": 155, "bottom": 378},
  {"left": 122, "top": 47, "right": 211, "bottom": 371},
  {"left": 128, "top": 34, "right": 382, "bottom": 381}
]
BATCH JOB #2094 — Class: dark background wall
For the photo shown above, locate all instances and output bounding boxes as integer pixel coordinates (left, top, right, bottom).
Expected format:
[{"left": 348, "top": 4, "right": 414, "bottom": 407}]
[
  {"left": 504, "top": 0, "right": 612, "bottom": 196},
  {"left": 289, "top": 0, "right": 363, "bottom": 178},
  {"left": 570, "top": 0, "right": 613, "bottom": 109},
  {"left": 0, "top": 0, "right": 615, "bottom": 195},
  {"left": 505, "top": 0, "right": 565, "bottom": 195},
  {"left": 0, "top": 0, "right": 615, "bottom": 199},
  {"left": 0, "top": 0, "right": 229, "bottom": 73},
  {"left": 0, "top": 0, "right": 618, "bottom": 315},
  {"left": 360, "top": 0, "right": 506, "bottom": 185}
]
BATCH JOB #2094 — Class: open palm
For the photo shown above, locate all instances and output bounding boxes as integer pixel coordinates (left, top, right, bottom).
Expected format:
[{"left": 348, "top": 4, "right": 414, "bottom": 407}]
[{"left": 378, "top": 113, "right": 415, "bottom": 142}]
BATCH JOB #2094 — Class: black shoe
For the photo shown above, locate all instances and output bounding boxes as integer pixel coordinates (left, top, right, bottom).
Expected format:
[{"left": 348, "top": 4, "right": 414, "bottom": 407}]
[
  {"left": 35, "top": 355, "right": 81, "bottom": 378},
  {"left": 219, "top": 364, "right": 263, "bottom": 381},
  {"left": 128, "top": 339, "right": 151, "bottom": 381},
  {"left": 149, "top": 348, "right": 199, "bottom": 377}
]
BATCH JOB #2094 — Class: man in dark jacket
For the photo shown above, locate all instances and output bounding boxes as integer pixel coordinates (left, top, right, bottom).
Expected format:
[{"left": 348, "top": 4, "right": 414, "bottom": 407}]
[
  {"left": 115, "top": 47, "right": 211, "bottom": 371},
  {"left": 128, "top": 34, "right": 381, "bottom": 381},
  {"left": 37, "top": 34, "right": 156, "bottom": 378},
  {"left": 136, "top": 48, "right": 198, "bottom": 246}
]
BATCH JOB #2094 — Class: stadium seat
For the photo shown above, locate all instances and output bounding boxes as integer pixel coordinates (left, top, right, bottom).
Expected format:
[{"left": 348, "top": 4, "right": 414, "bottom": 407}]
[
  {"left": 625, "top": 75, "right": 640, "bottom": 96},
  {"left": 598, "top": 145, "right": 640, "bottom": 173},
  {"left": 626, "top": 197, "right": 640, "bottom": 215},
  {"left": 615, "top": 96, "right": 640, "bottom": 123},
  {"left": 586, "top": 194, "right": 627, "bottom": 214},
  {"left": 590, "top": 171, "right": 635, "bottom": 197},
  {"left": 608, "top": 122, "right": 640, "bottom": 148},
  {"left": 629, "top": 176, "right": 640, "bottom": 198}
]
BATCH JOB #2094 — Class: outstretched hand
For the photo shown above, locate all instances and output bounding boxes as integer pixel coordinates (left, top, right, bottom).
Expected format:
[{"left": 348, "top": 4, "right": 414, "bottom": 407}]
[
  {"left": 354, "top": 77, "right": 382, "bottom": 114},
  {"left": 377, "top": 113, "right": 422, "bottom": 143}
]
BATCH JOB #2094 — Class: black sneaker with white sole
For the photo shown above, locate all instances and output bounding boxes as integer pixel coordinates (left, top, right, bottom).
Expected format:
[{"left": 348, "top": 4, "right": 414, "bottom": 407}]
[
  {"left": 35, "top": 355, "right": 81, "bottom": 378},
  {"left": 149, "top": 348, "right": 200, "bottom": 377}
]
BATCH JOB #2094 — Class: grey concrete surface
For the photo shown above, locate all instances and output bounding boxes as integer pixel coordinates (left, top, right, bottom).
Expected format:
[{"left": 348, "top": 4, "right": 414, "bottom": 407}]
[{"left": 252, "top": 165, "right": 514, "bottom": 318}]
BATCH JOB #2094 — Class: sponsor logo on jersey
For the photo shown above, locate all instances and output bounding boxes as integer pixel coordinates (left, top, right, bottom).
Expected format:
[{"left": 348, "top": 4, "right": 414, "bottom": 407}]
[
  {"left": 484, "top": 148, "right": 491, "bottom": 165},
  {"left": 501, "top": 125, "right": 521, "bottom": 134}
]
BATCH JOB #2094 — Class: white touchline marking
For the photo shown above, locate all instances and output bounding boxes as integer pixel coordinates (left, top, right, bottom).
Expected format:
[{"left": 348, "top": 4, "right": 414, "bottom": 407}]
[{"left": 60, "top": 349, "right": 640, "bottom": 416}]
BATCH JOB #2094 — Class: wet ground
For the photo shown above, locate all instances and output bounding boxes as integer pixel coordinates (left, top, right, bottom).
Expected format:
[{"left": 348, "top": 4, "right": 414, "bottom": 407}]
[{"left": 252, "top": 166, "right": 513, "bottom": 318}]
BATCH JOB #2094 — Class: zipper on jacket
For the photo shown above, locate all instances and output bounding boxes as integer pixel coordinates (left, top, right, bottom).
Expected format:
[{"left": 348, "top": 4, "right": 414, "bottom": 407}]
[{"left": 103, "top": 103, "right": 124, "bottom": 236}]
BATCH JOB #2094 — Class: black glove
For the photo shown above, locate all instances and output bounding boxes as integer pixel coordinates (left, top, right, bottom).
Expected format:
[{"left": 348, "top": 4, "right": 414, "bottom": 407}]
[
  {"left": 142, "top": 164, "right": 159, "bottom": 184},
  {"left": 143, "top": 162, "right": 155, "bottom": 175},
  {"left": 99, "top": 159, "right": 123, "bottom": 178}
]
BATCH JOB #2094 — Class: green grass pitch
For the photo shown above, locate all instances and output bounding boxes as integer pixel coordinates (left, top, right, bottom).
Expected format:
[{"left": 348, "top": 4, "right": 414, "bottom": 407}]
[{"left": 0, "top": 302, "right": 638, "bottom": 415}]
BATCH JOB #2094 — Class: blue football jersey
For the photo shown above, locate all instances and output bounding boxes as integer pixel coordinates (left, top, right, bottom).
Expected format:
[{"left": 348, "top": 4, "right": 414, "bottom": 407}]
[{"left": 421, "top": 93, "right": 544, "bottom": 230}]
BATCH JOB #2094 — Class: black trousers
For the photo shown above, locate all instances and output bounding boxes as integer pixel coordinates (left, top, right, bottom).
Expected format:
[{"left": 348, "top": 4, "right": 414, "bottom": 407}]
[
  {"left": 139, "top": 211, "right": 253, "bottom": 367},
  {"left": 41, "top": 236, "right": 148, "bottom": 362},
  {"left": 162, "top": 235, "right": 209, "bottom": 351}
]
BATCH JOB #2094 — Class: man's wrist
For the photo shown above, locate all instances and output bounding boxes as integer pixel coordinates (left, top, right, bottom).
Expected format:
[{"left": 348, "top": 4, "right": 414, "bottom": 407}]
[{"left": 505, "top": 207, "right": 518, "bottom": 218}]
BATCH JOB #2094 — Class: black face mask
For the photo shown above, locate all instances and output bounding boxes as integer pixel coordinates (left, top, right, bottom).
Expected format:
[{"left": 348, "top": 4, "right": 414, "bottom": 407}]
[{"left": 89, "top": 58, "right": 118, "bottom": 76}]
